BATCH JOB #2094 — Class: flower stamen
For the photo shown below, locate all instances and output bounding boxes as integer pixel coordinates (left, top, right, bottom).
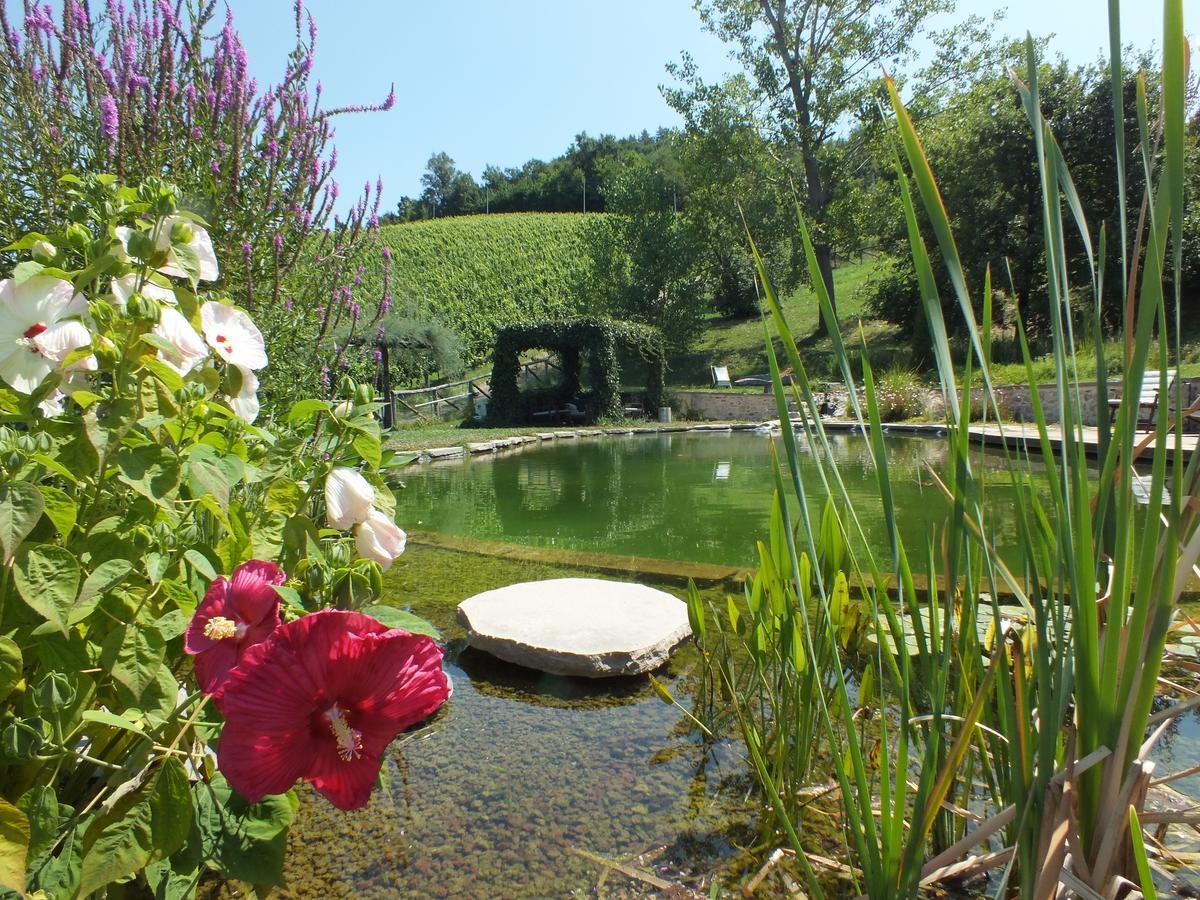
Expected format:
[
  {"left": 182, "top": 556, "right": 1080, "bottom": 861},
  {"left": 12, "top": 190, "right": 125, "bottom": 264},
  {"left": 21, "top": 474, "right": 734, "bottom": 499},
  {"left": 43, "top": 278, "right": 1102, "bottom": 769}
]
[
  {"left": 203, "top": 615, "right": 238, "bottom": 640},
  {"left": 325, "top": 703, "right": 363, "bottom": 762}
]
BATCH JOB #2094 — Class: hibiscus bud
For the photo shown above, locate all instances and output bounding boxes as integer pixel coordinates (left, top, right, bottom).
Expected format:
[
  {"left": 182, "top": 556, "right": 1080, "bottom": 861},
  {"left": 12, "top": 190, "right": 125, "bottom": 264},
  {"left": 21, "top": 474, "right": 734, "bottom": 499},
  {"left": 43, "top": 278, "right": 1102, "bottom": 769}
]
[
  {"left": 65, "top": 223, "right": 91, "bottom": 250},
  {"left": 126, "top": 230, "right": 156, "bottom": 261},
  {"left": 354, "top": 508, "right": 407, "bottom": 571},
  {"left": 332, "top": 399, "right": 353, "bottom": 418},
  {"left": 329, "top": 541, "right": 351, "bottom": 568},
  {"left": 367, "top": 562, "right": 384, "bottom": 597},
  {"left": 304, "top": 564, "right": 325, "bottom": 594},
  {"left": 127, "top": 292, "right": 161, "bottom": 324},
  {"left": 337, "top": 375, "right": 355, "bottom": 399},
  {"left": 170, "top": 220, "right": 195, "bottom": 245},
  {"left": 354, "top": 383, "right": 373, "bottom": 405},
  {"left": 31, "top": 240, "right": 57, "bottom": 264}
]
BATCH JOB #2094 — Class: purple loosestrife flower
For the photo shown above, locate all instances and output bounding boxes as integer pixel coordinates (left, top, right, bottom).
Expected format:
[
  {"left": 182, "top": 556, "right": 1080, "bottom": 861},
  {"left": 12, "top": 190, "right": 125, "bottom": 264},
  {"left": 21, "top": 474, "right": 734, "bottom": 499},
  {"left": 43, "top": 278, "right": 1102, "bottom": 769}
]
[
  {"left": 284, "top": 298, "right": 294, "bottom": 312},
  {"left": 374, "top": 349, "right": 383, "bottom": 362},
  {"left": 100, "top": 95, "right": 119, "bottom": 152},
  {"left": 320, "top": 366, "right": 331, "bottom": 391},
  {"left": 191, "top": 126, "right": 202, "bottom": 141},
  {"left": 273, "top": 233, "right": 283, "bottom": 253}
]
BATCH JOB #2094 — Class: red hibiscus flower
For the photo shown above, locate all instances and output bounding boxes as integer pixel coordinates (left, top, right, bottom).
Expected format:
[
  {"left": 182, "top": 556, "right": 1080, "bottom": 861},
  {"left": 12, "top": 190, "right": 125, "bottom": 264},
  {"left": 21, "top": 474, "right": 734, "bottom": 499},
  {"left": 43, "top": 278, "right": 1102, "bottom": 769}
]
[
  {"left": 184, "top": 560, "right": 286, "bottom": 696},
  {"left": 215, "top": 609, "right": 451, "bottom": 811}
]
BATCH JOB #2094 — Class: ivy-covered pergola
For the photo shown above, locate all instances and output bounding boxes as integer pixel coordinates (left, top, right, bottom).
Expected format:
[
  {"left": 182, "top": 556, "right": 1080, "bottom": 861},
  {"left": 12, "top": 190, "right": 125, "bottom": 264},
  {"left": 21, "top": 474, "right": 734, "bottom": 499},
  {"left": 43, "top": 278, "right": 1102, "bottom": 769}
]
[{"left": 487, "top": 318, "right": 666, "bottom": 424}]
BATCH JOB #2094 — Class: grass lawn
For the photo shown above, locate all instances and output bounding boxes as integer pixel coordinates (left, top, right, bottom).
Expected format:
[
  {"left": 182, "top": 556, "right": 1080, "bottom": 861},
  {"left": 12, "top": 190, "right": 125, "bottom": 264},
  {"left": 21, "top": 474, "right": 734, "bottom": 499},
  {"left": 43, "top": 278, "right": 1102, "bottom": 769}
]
[{"left": 667, "top": 256, "right": 906, "bottom": 389}]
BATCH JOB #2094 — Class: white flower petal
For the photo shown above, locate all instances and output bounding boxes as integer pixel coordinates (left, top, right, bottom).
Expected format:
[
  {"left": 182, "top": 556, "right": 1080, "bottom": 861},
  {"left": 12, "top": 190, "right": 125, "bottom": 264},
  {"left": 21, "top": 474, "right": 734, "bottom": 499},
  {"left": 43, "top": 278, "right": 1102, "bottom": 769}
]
[
  {"left": 199, "top": 301, "right": 267, "bottom": 370},
  {"left": 354, "top": 507, "right": 407, "bottom": 570},
  {"left": 118, "top": 217, "right": 220, "bottom": 283},
  {"left": 110, "top": 273, "right": 176, "bottom": 309},
  {"left": 32, "top": 320, "right": 93, "bottom": 369},
  {"left": 0, "top": 345, "right": 53, "bottom": 394},
  {"left": 152, "top": 307, "right": 208, "bottom": 376},
  {"left": 37, "top": 389, "right": 65, "bottom": 417},
  {"left": 228, "top": 365, "right": 260, "bottom": 423},
  {"left": 324, "top": 467, "right": 375, "bottom": 530}
]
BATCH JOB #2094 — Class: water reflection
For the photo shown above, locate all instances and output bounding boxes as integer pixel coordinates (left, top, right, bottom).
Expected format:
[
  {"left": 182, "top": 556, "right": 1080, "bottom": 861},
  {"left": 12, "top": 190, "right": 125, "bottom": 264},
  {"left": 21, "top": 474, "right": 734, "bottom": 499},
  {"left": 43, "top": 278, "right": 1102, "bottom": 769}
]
[{"left": 395, "top": 432, "right": 1053, "bottom": 571}]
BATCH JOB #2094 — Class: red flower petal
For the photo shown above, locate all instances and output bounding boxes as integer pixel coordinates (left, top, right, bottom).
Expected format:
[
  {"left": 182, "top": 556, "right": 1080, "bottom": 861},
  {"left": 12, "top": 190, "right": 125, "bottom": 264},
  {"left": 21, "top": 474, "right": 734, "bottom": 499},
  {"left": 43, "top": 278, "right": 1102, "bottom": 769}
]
[
  {"left": 184, "top": 576, "right": 231, "bottom": 656},
  {"left": 227, "top": 560, "right": 285, "bottom": 625},
  {"left": 214, "top": 610, "right": 450, "bottom": 810}
]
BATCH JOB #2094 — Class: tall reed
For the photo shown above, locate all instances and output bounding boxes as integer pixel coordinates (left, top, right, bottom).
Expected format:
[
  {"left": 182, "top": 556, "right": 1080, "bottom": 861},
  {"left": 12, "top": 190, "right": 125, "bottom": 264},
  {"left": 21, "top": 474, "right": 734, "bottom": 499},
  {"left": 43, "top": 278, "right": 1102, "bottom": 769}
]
[{"left": 689, "top": 1, "right": 1200, "bottom": 894}]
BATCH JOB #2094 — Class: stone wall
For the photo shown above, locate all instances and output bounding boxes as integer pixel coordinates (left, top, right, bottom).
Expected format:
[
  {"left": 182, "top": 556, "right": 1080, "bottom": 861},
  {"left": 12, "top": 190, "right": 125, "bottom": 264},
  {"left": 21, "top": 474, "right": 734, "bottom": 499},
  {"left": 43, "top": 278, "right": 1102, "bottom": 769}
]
[
  {"left": 672, "top": 376, "right": 1200, "bottom": 428},
  {"left": 669, "top": 390, "right": 789, "bottom": 421}
]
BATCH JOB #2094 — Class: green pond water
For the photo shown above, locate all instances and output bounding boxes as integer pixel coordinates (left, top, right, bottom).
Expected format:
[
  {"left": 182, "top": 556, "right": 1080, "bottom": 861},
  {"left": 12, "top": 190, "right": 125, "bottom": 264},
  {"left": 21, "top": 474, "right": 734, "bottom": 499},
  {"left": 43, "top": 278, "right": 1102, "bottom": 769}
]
[
  {"left": 394, "top": 430, "right": 1043, "bottom": 569},
  {"left": 266, "top": 433, "right": 1197, "bottom": 897}
]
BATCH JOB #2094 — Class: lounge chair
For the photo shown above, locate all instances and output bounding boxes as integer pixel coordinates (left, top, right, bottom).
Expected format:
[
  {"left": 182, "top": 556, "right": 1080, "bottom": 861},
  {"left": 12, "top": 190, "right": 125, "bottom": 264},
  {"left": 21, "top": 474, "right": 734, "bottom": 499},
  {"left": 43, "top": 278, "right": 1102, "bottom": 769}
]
[
  {"left": 1108, "top": 368, "right": 1176, "bottom": 429},
  {"left": 711, "top": 365, "right": 732, "bottom": 388}
]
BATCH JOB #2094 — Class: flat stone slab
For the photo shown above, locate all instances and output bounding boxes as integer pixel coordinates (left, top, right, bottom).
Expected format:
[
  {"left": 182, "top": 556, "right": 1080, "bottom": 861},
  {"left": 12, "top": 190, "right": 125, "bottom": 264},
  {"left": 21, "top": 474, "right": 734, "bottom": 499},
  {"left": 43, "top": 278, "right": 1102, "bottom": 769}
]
[
  {"left": 536, "top": 432, "right": 558, "bottom": 440},
  {"left": 457, "top": 578, "right": 692, "bottom": 677},
  {"left": 467, "top": 441, "right": 496, "bottom": 453},
  {"left": 424, "top": 446, "right": 465, "bottom": 460}
]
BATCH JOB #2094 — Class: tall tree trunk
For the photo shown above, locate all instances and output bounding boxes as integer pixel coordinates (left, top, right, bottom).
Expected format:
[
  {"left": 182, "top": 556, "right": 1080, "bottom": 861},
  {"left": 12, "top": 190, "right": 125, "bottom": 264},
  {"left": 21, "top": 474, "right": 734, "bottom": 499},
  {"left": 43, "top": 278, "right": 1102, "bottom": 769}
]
[{"left": 801, "top": 146, "right": 838, "bottom": 337}]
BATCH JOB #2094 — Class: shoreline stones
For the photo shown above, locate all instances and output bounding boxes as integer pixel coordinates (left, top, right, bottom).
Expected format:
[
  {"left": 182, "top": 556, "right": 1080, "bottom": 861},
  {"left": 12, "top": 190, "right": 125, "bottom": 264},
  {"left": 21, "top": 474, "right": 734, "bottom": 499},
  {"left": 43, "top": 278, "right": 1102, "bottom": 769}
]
[{"left": 456, "top": 578, "right": 692, "bottom": 677}]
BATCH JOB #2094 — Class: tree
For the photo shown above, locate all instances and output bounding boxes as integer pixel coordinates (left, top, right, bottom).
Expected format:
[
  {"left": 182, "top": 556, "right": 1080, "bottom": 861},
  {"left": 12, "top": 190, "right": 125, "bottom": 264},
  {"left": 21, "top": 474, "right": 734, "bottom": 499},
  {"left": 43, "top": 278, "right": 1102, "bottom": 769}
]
[
  {"left": 668, "top": 0, "right": 962, "bottom": 335},
  {"left": 418, "top": 152, "right": 481, "bottom": 217}
]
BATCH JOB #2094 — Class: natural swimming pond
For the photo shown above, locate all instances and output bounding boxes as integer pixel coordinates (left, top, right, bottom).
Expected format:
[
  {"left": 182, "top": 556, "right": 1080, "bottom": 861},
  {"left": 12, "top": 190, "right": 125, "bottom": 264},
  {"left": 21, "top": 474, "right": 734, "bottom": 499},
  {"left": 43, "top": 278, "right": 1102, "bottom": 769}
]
[
  {"left": 270, "top": 432, "right": 1197, "bottom": 897},
  {"left": 394, "top": 430, "right": 1048, "bottom": 570}
]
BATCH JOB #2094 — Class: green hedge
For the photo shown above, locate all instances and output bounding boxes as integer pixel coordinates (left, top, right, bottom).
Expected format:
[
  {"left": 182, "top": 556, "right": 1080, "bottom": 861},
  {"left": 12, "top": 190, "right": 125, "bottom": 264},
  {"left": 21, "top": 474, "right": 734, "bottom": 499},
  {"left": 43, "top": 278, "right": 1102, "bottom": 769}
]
[
  {"left": 361, "top": 213, "right": 618, "bottom": 363},
  {"left": 489, "top": 318, "right": 665, "bottom": 423}
]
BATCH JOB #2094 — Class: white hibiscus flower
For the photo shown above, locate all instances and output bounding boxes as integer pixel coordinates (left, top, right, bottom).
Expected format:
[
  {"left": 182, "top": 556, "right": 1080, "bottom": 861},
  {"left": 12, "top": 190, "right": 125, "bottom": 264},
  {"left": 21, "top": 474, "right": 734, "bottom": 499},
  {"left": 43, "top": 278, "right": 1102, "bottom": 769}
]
[{"left": 0, "top": 276, "right": 94, "bottom": 394}]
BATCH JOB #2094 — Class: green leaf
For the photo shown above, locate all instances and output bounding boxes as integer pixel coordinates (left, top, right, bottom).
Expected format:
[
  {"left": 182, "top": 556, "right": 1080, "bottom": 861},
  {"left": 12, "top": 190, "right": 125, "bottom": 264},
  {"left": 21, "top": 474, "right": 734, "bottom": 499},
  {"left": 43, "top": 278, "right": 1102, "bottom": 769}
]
[
  {"left": 0, "top": 638, "right": 20, "bottom": 702},
  {"left": 185, "top": 444, "right": 242, "bottom": 511},
  {"left": 353, "top": 430, "right": 382, "bottom": 468},
  {"left": 155, "top": 608, "right": 189, "bottom": 641},
  {"left": 0, "top": 797, "right": 30, "bottom": 893},
  {"left": 361, "top": 605, "right": 442, "bottom": 640},
  {"left": 183, "top": 548, "right": 217, "bottom": 581},
  {"left": 0, "top": 482, "right": 45, "bottom": 564},
  {"left": 196, "top": 776, "right": 295, "bottom": 886},
  {"left": 139, "top": 356, "right": 185, "bottom": 394},
  {"left": 81, "top": 709, "right": 146, "bottom": 734},
  {"left": 149, "top": 759, "right": 193, "bottom": 862},
  {"left": 116, "top": 444, "right": 182, "bottom": 504},
  {"left": 12, "top": 260, "right": 44, "bottom": 284},
  {"left": 72, "top": 558, "right": 134, "bottom": 624},
  {"left": 101, "top": 623, "right": 165, "bottom": 699},
  {"left": 79, "top": 785, "right": 154, "bottom": 896},
  {"left": 14, "top": 544, "right": 81, "bottom": 636},
  {"left": 37, "top": 484, "right": 77, "bottom": 540},
  {"left": 265, "top": 478, "right": 305, "bottom": 515},
  {"left": 286, "top": 398, "right": 329, "bottom": 424}
]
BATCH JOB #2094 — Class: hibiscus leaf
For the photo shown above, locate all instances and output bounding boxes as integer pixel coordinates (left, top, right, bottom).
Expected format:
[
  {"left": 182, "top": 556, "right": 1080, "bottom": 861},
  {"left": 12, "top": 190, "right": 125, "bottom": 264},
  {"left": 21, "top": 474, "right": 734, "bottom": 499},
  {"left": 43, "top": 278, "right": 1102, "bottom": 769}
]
[
  {"left": 139, "top": 356, "right": 185, "bottom": 394},
  {"left": 195, "top": 776, "right": 294, "bottom": 887},
  {"left": 0, "top": 638, "right": 20, "bottom": 703},
  {"left": 73, "top": 559, "right": 134, "bottom": 624},
  {"left": 13, "top": 545, "right": 80, "bottom": 636},
  {"left": 352, "top": 430, "right": 382, "bottom": 469},
  {"left": 12, "top": 260, "right": 44, "bottom": 285},
  {"left": 0, "top": 482, "right": 44, "bottom": 565},
  {"left": 78, "top": 764, "right": 180, "bottom": 898},
  {"left": 183, "top": 549, "right": 218, "bottom": 581},
  {"left": 0, "top": 797, "right": 30, "bottom": 894},
  {"left": 170, "top": 243, "right": 201, "bottom": 282},
  {"left": 101, "top": 623, "right": 165, "bottom": 699},
  {"left": 0, "top": 231, "right": 51, "bottom": 252},
  {"left": 286, "top": 398, "right": 329, "bottom": 424},
  {"left": 115, "top": 445, "right": 182, "bottom": 504},
  {"left": 37, "top": 484, "right": 77, "bottom": 540},
  {"left": 185, "top": 444, "right": 233, "bottom": 510},
  {"left": 361, "top": 605, "right": 442, "bottom": 640}
]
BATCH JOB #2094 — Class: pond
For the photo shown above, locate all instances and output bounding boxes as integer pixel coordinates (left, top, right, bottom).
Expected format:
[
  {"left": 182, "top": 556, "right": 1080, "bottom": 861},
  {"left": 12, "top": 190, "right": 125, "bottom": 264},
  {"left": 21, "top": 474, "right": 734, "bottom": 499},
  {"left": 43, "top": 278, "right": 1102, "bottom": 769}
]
[
  {"left": 393, "top": 430, "right": 1047, "bottom": 571},
  {"left": 269, "top": 432, "right": 1193, "bottom": 897}
]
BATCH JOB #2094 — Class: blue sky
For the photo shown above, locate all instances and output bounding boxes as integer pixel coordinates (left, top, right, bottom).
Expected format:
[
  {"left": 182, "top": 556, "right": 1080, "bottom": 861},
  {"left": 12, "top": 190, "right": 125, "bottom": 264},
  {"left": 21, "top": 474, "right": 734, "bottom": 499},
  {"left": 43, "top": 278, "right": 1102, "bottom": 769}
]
[
  {"left": 221, "top": 0, "right": 1182, "bottom": 215},
  {"left": 9, "top": 0, "right": 1186, "bottom": 213}
]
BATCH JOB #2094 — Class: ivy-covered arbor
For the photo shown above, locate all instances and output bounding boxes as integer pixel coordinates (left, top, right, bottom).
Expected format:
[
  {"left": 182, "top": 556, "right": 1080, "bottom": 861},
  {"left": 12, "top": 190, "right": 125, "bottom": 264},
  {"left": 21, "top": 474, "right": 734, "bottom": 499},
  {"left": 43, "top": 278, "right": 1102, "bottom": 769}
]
[{"left": 488, "top": 318, "right": 666, "bottom": 424}]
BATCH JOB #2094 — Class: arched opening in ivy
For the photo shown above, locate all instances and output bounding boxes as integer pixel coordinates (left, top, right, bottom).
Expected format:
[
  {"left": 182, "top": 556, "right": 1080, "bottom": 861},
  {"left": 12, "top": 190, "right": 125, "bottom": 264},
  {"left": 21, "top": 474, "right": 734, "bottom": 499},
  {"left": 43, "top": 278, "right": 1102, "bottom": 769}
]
[{"left": 487, "top": 318, "right": 666, "bottom": 425}]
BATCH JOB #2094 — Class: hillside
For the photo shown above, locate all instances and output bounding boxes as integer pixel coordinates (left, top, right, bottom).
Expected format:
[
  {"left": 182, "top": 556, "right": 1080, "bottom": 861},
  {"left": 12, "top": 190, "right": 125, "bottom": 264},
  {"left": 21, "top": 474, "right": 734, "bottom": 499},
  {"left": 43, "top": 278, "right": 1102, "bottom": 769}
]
[{"left": 363, "top": 213, "right": 613, "bottom": 361}]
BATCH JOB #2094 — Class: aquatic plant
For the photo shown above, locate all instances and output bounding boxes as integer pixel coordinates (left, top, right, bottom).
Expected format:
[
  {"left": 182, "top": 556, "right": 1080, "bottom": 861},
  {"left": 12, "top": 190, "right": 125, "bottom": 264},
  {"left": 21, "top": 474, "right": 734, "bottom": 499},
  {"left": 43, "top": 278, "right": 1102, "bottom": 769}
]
[{"left": 688, "top": 0, "right": 1200, "bottom": 894}]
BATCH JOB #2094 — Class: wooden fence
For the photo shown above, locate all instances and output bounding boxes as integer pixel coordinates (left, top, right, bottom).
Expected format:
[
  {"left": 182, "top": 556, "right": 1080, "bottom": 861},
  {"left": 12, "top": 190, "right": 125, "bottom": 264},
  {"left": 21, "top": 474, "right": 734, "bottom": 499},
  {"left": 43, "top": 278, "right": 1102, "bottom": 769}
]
[{"left": 389, "top": 356, "right": 560, "bottom": 423}]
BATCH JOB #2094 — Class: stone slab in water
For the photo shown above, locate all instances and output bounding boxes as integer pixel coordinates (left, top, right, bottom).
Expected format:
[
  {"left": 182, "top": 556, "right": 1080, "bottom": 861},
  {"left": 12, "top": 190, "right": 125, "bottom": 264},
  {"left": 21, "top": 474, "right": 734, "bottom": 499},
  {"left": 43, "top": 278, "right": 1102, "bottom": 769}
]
[
  {"left": 467, "top": 441, "right": 495, "bottom": 454},
  {"left": 424, "top": 446, "right": 465, "bottom": 459},
  {"left": 456, "top": 578, "right": 692, "bottom": 677}
]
